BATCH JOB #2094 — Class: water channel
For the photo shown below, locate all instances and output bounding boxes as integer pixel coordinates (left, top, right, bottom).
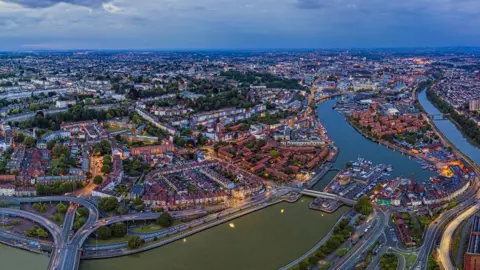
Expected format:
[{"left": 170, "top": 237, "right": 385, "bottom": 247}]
[{"left": 417, "top": 90, "right": 480, "bottom": 165}]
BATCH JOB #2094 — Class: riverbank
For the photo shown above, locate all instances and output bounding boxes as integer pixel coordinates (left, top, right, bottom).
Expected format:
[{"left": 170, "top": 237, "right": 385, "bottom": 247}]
[
  {"left": 345, "top": 115, "right": 436, "bottom": 167},
  {"left": 83, "top": 196, "right": 301, "bottom": 259},
  {"left": 80, "top": 197, "right": 349, "bottom": 270},
  {"left": 312, "top": 98, "right": 435, "bottom": 189},
  {"left": 425, "top": 87, "right": 480, "bottom": 148},
  {"left": 418, "top": 89, "right": 480, "bottom": 167},
  {"left": 279, "top": 208, "right": 353, "bottom": 270}
]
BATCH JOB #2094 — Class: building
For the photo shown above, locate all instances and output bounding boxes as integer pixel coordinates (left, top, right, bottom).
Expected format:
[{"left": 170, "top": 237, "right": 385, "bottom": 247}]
[
  {"left": 42, "top": 130, "right": 71, "bottom": 142},
  {"left": 135, "top": 108, "right": 176, "bottom": 136},
  {"left": 0, "top": 184, "right": 15, "bottom": 196},
  {"left": 14, "top": 186, "right": 37, "bottom": 197},
  {"left": 56, "top": 100, "right": 77, "bottom": 108},
  {"left": 465, "top": 215, "right": 480, "bottom": 270},
  {"left": 36, "top": 175, "right": 87, "bottom": 185},
  {"left": 130, "top": 143, "right": 175, "bottom": 156},
  {"left": 469, "top": 100, "right": 480, "bottom": 112}
]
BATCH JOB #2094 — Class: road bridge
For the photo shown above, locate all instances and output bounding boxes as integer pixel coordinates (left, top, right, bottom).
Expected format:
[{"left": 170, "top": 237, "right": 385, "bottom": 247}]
[
  {"left": 0, "top": 196, "right": 99, "bottom": 270},
  {"left": 300, "top": 189, "right": 357, "bottom": 206}
]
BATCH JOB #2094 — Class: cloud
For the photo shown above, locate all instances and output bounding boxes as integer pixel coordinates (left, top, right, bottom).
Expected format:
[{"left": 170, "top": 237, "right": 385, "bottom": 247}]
[
  {"left": 2, "top": 0, "right": 105, "bottom": 8},
  {"left": 102, "top": 2, "right": 123, "bottom": 13},
  {"left": 0, "top": 0, "right": 479, "bottom": 50},
  {"left": 295, "top": 0, "right": 326, "bottom": 9}
]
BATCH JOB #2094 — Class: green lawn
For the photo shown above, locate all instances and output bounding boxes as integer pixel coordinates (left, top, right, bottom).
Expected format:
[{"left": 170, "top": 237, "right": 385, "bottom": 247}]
[
  {"left": 86, "top": 235, "right": 130, "bottom": 245},
  {"left": 452, "top": 220, "right": 468, "bottom": 264},
  {"left": 131, "top": 221, "right": 181, "bottom": 233},
  {"left": 407, "top": 254, "right": 417, "bottom": 268},
  {"left": 132, "top": 224, "right": 165, "bottom": 233},
  {"left": 106, "top": 127, "right": 127, "bottom": 132}
]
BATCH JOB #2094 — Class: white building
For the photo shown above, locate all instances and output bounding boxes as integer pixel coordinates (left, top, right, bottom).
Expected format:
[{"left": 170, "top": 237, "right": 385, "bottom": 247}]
[
  {"left": 0, "top": 184, "right": 15, "bottom": 196},
  {"left": 56, "top": 100, "right": 77, "bottom": 108}
]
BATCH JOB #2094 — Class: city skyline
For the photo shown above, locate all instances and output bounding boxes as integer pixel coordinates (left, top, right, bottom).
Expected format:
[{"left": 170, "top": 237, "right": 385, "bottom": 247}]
[{"left": 1, "top": 0, "right": 480, "bottom": 50}]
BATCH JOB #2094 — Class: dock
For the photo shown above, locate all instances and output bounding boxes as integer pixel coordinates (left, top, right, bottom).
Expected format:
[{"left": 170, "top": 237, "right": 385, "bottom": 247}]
[{"left": 309, "top": 197, "right": 343, "bottom": 213}]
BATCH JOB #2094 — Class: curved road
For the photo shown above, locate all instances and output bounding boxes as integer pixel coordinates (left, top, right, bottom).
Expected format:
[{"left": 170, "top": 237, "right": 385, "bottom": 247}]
[
  {"left": 0, "top": 196, "right": 100, "bottom": 270},
  {"left": 439, "top": 202, "right": 480, "bottom": 270}
]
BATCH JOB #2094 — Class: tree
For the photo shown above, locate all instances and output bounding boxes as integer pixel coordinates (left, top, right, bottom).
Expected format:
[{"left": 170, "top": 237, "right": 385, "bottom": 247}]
[
  {"left": 52, "top": 213, "right": 64, "bottom": 223},
  {"left": 56, "top": 203, "right": 68, "bottom": 214},
  {"left": 117, "top": 205, "right": 128, "bottom": 215},
  {"left": 101, "top": 164, "right": 111, "bottom": 174},
  {"left": 336, "top": 248, "right": 349, "bottom": 257},
  {"left": 47, "top": 140, "right": 57, "bottom": 150},
  {"left": 156, "top": 212, "right": 174, "bottom": 227},
  {"left": 98, "top": 197, "right": 118, "bottom": 212},
  {"left": 25, "top": 226, "right": 48, "bottom": 239},
  {"left": 15, "top": 133, "right": 25, "bottom": 143},
  {"left": 52, "top": 145, "right": 70, "bottom": 158},
  {"left": 23, "top": 136, "right": 36, "bottom": 148},
  {"left": 73, "top": 217, "right": 86, "bottom": 231},
  {"left": 93, "top": 140, "right": 112, "bottom": 155},
  {"left": 269, "top": 150, "right": 280, "bottom": 157},
  {"left": 308, "top": 255, "right": 320, "bottom": 266},
  {"left": 173, "top": 136, "right": 186, "bottom": 147},
  {"left": 354, "top": 195, "right": 374, "bottom": 215},
  {"left": 127, "top": 236, "right": 145, "bottom": 250},
  {"left": 298, "top": 261, "right": 309, "bottom": 270},
  {"left": 93, "top": 175, "right": 103, "bottom": 185},
  {"left": 134, "top": 197, "right": 143, "bottom": 206},
  {"left": 135, "top": 204, "right": 145, "bottom": 212},
  {"left": 33, "top": 202, "right": 48, "bottom": 212},
  {"left": 76, "top": 207, "right": 89, "bottom": 217},
  {"left": 111, "top": 222, "right": 127, "bottom": 237},
  {"left": 97, "top": 226, "right": 112, "bottom": 240}
]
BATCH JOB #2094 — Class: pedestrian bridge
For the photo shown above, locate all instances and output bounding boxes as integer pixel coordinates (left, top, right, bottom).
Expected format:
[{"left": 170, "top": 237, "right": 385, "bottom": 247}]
[
  {"left": 300, "top": 189, "right": 357, "bottom": 206},
  {"left": 428, "top": 114, "right": 449, "bottom": 120}
]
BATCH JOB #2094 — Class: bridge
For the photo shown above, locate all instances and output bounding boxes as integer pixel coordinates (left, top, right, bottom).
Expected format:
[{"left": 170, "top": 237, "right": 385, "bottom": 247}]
[
  {"left": 0, "top": 196, "right": 99, "bottom": 270},
  {"left": 300, "top": 189, "right": 357, "bottom": 206},
  {"left": 428, "top": 113, "right": 449, "bottom": 120}
]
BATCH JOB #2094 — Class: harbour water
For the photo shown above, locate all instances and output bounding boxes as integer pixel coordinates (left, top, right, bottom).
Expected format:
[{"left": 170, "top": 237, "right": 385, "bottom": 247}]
[{"left": 312, "top": 98, "right": 436, "bottom": 190}]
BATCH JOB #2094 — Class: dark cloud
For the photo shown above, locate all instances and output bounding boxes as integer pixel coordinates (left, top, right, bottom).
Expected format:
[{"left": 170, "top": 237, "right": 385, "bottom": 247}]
[
  {"left": 295, "top": 0, "right": 327, "bottom": 9},
  {"left": 4, "top": 0, "right": 105, "bottom": 8}
]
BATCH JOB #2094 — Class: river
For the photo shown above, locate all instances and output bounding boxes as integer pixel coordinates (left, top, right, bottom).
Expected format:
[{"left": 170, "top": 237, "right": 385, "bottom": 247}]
[
  {"left": 418, "top": 90, "right": 480, "bottom": 165},
  {"left": 312, "top": 98, "right": 436, "bottom": 190},
  {"left": 0, "top": 198, "right": 349, "bottom": 270},
  {"left": 0, "top": 242, "right": 48, "bottom": 269},
  {"left": 80, "top": 199, "right": 348, "bottom": 270},
  {"left": 0, "top": 97, "right": 444, "bottom": 270}
]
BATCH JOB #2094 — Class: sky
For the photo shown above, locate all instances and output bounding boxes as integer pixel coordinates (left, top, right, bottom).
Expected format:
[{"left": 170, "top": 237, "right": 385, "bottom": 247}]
[{"left": 0, "top": 0, "right": 479, "bottom": 50}]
